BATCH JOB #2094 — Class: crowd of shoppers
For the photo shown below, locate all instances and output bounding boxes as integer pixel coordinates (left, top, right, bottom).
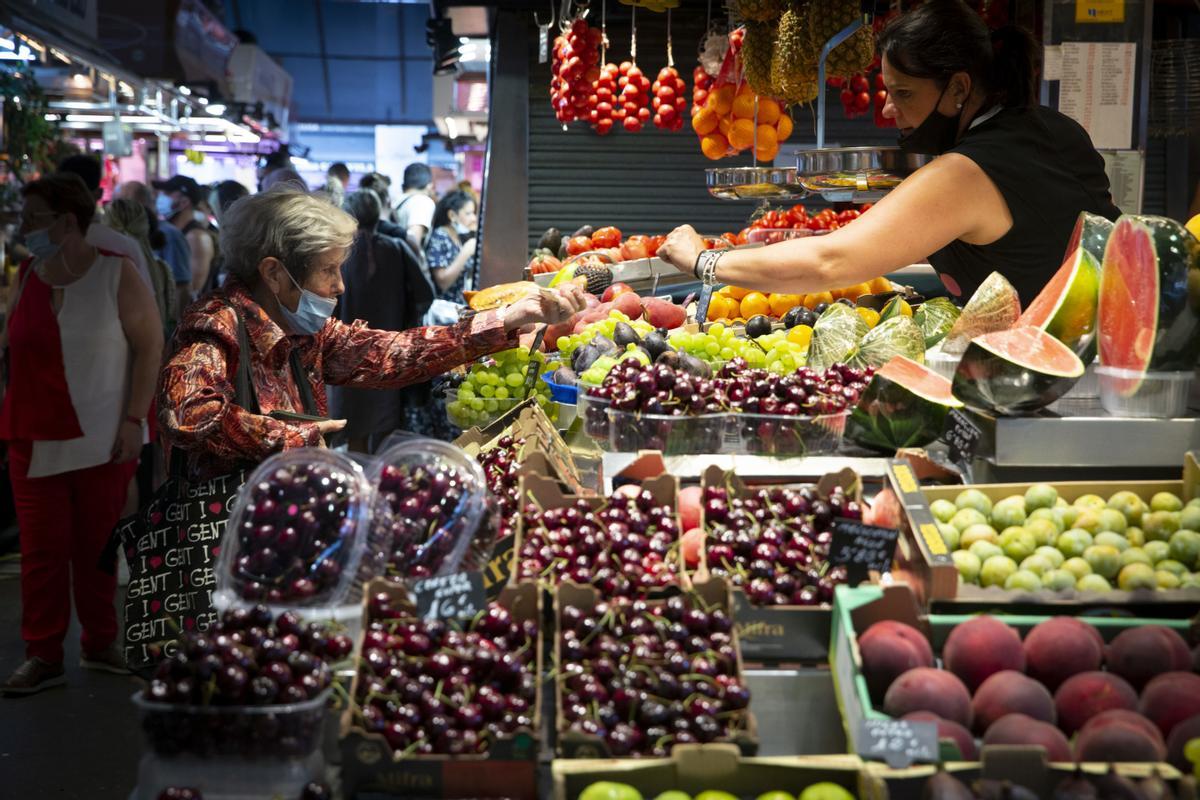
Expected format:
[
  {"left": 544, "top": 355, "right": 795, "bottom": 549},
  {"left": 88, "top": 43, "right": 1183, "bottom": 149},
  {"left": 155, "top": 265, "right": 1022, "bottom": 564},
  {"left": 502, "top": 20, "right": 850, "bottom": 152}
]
[{"left": 0, "top": 152, "right": 572, "bottom": 696}]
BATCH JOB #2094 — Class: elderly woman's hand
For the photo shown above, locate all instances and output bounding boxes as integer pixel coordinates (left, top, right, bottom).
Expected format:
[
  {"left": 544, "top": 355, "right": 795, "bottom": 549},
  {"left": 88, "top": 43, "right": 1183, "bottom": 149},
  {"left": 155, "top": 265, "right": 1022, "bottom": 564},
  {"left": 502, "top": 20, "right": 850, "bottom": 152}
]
[
  {"left": 500, "top": 284, "right": 588, "bottom": 332},
  {"left": 657, "top": 224, "right": 706, "bottom": 277}
]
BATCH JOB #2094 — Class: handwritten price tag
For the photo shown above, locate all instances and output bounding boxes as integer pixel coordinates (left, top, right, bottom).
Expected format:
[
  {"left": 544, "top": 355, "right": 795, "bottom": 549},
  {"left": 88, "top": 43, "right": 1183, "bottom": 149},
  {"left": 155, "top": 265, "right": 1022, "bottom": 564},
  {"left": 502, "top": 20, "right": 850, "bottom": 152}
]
[
  {"left": 856, "top": 718, "right": 938, "bottom": 768},
  {"left": 943, "top": 408, "right": 983, "bottom": 467},
  {"left": 830, "top": 519, "right": 899, "bottom": 580},
  {"left": 414, "top": 572, "right": 486, "bottom": 622}
]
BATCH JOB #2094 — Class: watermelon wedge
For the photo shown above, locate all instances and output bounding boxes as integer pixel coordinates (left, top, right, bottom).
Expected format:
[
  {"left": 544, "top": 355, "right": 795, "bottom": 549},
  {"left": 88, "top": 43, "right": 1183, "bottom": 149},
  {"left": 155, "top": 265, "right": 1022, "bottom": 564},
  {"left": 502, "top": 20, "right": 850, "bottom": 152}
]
[
  {"left": 848, "top": 356, "right": 963, "bottom": 451},
  {"left": 1019, "top": 249, "right": 1102, "bottom": 363},
  {"left": 1098, "top": 215, "right": 1200, "bottom": 396},
  {"left": 941, "top": 272, "right": 1022, "bottom": 355},
  {"left": 952, "top": 326, "right": 1085, "bottom": 415}
]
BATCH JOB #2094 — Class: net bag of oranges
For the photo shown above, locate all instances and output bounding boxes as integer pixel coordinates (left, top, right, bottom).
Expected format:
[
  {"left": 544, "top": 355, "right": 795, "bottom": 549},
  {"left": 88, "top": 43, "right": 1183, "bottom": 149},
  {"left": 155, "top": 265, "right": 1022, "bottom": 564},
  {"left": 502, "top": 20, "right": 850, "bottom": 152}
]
[{"left": 691, "top": 27, "right": 793, "bottom": 162}]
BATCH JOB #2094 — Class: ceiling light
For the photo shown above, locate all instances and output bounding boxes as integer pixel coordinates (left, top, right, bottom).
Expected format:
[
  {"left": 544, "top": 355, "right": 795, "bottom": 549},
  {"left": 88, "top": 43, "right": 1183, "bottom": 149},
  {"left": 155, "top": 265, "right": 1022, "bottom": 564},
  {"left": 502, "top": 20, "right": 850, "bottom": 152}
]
[
  {"left": 205, "top": 103, "right": 227, "bottom": 115},
  {"left": 178, "top": 85, "right": 191, "bottom": 96},
  {"left": 445, "top": 116, "right": 459, "bottom": 139}
]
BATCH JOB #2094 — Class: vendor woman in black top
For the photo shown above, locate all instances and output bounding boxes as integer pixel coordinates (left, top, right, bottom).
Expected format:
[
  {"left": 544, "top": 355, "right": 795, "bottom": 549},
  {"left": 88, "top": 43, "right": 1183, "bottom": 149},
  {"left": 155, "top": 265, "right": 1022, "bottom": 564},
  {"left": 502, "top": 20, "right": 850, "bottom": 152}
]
[{"left": 659, "top": 0, "right": 1121, "bottom": 307}]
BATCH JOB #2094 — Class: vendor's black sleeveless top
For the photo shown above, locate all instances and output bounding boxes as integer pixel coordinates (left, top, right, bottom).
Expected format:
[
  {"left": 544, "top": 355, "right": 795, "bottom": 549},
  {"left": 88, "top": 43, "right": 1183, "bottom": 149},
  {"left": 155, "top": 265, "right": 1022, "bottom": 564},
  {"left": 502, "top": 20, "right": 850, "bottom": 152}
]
[{"left": 927, "top": 105, "right": 1121, "bottom": 307}]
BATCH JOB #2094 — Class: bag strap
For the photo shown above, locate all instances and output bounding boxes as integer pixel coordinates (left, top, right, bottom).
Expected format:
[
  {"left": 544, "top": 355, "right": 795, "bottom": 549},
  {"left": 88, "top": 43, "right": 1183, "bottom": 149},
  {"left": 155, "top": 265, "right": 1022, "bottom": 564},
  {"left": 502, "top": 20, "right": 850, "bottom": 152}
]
[{"left": 288, "top": 347, "right": 318, "bottom": 416}]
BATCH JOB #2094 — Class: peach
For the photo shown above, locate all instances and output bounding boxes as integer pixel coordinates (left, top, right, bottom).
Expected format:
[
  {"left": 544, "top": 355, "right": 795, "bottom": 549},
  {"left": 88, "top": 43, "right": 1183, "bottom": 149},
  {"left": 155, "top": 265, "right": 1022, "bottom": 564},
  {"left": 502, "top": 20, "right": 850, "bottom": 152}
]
[
  {"left": 983, "top": 713, "right": 1073, "bottom": 762},
  {"left": 1022, "top": 617, "right": 1104, "bottom": 690},
  {"left": 1081, "top": 709, "right": 1166, "bottom": 749},
  {"left": 1105, "top": 626, "right": 1192, "bottom": 689},
  {"left": 1165, "top": 714, "right": 1200, "bottom": 772},
  {"left": 859, "top": 621, "right": 935, "bottom": 703},
  {"left": 678, "top": 485, "right": 702, "bottom": 531},
  {"left": 642, "top": 297, "right": 686, "bottom": 329},
  {"left": 1139, "top": 671, "right": 1200, "bottom": 739},
  {"left": 611, "top": 291, "right": 644, "bottom": 320},
  {"left": 883, "top": 667, "right": 973, "bottom": 729},
  {"left": 1076, "top": 716, "right": 1167, "bottom": 763},
  {"left": 971, "top": 670, "right": 1056, "bottom": 734},
  {"left": 1054, "top": 671, "right": 1138, "bottom": 735},
  {"left": 902, "top": 711, "right": 978, "bottom": 760},
  {"left": 943, "top": 615, "right": 1026, "bottom": 692}
]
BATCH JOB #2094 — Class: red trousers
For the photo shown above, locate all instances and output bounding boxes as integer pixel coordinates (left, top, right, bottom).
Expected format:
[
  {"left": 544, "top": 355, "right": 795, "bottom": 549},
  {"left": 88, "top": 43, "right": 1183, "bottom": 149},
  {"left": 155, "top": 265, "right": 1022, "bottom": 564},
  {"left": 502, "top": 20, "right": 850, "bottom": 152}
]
[{"left": 8, "top": 442, "right": 136, "bottom": 663}]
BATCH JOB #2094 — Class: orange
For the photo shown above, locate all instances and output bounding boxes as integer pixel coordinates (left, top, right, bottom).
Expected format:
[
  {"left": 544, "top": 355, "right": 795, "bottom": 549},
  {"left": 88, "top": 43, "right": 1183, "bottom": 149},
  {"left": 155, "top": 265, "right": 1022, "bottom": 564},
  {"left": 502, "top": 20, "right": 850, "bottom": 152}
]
[
  {"left": 705, "top": 294, "right": 728, "bottom": 321},
  {"left": 731, "top": 93, "right": 757, "bottom": 120},
  {"left": 753, "top": 140, "right": 779, "bottom": 163},
  {"left": 868, "top": 275, "right": 894, "bottom": 295},
  {"left": 740, "top": 291, "right": 770, "bottom": 318},
  {"left": 756, "top": 97, "right": 782, "bottom": 126},
  {"left": 728, "top": 118, "right": 756, "bottom": 150},
  {"left": 844, "top": 282, "right": 873, "bottom": 300},
  {"left": 736, "top": 81, "right": 755, "bottom": 97},
  {"left": 710, "top": 86, "right": 735, "bottom": 116},
  {"left": 755, "top": 124, "right": 778, "bottom": 150},
  {"left": 829, "top": 286, "right": 847, "bottom": 300},
  {"left": 857, "top": 307, "right": 881, "bottom": 328},
  {"left": 718, "top": 116, "right": 733, "bottom": 136},
  {"left": 769, "top": 293, "right": 801, "bottom": 316},
  {"left": 726, "top": 285, "right": 751, "bottom": 301},
  {"left": 692, "top": 107, "right": 719, "bottom": 136},
  {"left": 775, "top": 112, "right": 794, "bottom": 141},
  {"left": 804, "top": 291, "right": 833, "bottom": 310},
  {"left": 700, "top": 133, "right": 728, "bottom": 160}
]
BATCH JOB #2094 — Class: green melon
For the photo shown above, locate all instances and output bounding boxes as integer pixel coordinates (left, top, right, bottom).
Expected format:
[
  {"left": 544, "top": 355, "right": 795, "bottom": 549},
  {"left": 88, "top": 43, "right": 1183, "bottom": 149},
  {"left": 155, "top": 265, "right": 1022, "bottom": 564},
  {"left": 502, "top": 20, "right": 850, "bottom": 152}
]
[
  {"left": 941, "top": 272, "right": 1022, "bottom": 355},
  {"left": 807, "top": 302, "right": 869, "bottom": 370},
  {"left": 953, "top": 326, "right": 1085, "bottom": 415},
  {"left": 1098, "top": 214, "right": 1200, "bottom": 395},
  {"left": 848, "top": 356, "right": 963, "bottom": 451},
  {"left": 1018, "top": 212, "right": 1108, "bottom": 362},
  {"left": 913, "top": 297, "right": 961, "bottom": 348},
  {"left": 850, "top": 315, "right": 926, "bottom": 368}
]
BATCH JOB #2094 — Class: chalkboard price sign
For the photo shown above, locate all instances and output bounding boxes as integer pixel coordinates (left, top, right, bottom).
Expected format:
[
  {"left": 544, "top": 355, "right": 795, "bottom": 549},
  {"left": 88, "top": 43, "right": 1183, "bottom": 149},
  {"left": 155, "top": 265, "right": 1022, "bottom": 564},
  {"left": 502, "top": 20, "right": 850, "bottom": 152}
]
[
  {"left": 414, "top": 572, "right": 486, "bottom": 621},
  {"left": 943, "top": 408, "right": 983, "bottom": 467},
  {"left": 830, "top": 519, "right": 900, "bottom": 580},
  {"left": 856, "top": 718, "right": 938, "bottom": 768}
]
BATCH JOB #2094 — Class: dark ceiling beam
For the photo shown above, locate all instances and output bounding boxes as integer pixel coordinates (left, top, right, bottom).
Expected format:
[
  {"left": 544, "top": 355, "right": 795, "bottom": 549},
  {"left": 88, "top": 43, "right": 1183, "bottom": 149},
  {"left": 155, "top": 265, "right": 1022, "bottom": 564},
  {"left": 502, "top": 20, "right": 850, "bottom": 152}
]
[
  {"left": 268, "top": 51, "right": 433, "bottom": 62},
  {"left": 312, "top": 0, "right": 334, "bottom": 116}
]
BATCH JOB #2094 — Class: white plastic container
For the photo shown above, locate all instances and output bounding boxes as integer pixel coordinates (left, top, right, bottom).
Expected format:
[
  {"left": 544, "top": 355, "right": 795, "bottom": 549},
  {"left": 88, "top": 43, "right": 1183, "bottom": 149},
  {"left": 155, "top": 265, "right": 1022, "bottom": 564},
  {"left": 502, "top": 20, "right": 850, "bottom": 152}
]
[{"left": 1097, "top": 366, "right": 1194, "bottom": 418}]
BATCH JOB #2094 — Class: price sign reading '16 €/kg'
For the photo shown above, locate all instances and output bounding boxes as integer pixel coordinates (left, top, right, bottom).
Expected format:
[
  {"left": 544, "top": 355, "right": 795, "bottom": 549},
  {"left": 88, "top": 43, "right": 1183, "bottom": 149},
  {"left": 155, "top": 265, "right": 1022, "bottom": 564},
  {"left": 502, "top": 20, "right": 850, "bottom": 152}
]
[
  {"left": 414, "top": 572, "right": 486, "bottom": 622},
  {"left": 856, "top": 718, "right": 939, "bottom": 768}
]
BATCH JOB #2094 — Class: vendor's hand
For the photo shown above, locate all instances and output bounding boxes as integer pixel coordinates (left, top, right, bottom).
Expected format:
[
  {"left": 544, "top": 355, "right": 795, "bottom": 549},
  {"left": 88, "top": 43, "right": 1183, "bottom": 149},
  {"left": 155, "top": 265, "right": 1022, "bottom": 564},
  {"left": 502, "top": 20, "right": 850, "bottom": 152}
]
[
  {"left": 462, "top": 237, "right": 478, "bottom": 258},
  {"left": 316, "top": 418, "right": 347, "bottom": 447},
  {"left": 658, "top": 224, "right": 706, "bottom": 276},
  {"left": 111, "top": 420, "right": 142, "bottom": 464},
  {"left": 500, "top": 284, "right": 588, "bottom": 332}
]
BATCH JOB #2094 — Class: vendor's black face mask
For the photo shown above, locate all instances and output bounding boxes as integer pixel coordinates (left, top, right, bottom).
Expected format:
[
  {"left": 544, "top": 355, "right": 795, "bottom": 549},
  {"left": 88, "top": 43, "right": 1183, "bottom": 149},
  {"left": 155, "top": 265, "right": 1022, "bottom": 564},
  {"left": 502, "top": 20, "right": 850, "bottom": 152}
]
[{"left": 897, "top": 83, "right": 962, "bottom": 156}]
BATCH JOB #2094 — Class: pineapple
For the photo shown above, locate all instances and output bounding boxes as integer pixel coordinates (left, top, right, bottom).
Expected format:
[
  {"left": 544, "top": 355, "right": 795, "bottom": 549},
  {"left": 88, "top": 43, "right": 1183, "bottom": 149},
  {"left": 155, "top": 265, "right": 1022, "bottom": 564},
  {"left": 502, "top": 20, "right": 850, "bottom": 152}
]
[
  {"left": 771, "top": 0, "right": 820, "bottom": 104},
  {"left": 826, "top": 18, "right": 875, "bottom": 77},
  {"left": 732, "top": 0, "right": 784, "bottom": 23},
  {"left": 741, "top": 21, "right": 777, "bottom": 96}
]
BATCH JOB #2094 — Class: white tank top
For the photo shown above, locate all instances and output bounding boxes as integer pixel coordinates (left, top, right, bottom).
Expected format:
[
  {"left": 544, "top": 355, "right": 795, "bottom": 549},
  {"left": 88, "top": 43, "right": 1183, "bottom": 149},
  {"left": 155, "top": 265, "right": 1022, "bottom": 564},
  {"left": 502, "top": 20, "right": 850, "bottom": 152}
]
[{"left": 28, "top": 253, "right": 131, "bottom": 478}]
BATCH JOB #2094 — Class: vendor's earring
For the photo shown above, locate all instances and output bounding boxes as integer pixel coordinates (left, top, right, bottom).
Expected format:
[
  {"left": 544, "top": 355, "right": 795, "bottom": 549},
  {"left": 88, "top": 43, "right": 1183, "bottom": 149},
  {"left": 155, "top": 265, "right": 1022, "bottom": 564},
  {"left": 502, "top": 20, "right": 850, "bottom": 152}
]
[{"left": 956, "top": 102, "right": 963, "bottom": 109}]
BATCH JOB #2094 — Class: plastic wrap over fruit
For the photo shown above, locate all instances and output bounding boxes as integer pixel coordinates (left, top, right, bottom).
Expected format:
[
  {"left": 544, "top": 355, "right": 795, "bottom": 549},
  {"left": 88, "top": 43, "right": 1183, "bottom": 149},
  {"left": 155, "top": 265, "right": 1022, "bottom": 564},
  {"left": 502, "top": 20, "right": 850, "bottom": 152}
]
[
  {"left": 217, "top": 449, "right": 377, "bottom": 609},
  {"left": 369, "top": 435, "right": 494, "bottom": 582}
]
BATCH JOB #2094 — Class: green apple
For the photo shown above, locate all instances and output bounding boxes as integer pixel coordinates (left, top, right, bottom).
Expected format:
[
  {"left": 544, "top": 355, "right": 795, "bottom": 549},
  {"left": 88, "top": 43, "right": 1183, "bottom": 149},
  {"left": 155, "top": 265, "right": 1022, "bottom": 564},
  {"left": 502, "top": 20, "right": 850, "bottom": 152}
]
[
  {"left": 1143, "top": 511, "right": 1181, "bottom": 542},
  {"left": 1059, "top": 504, "right": 1081, "bottom": 528},
  {"left": 695, "top": 792, "right": 738, "bottom": 800},
  {"left": 950, "top": 508, "right": 989, "bottom": 533},
  {"left": 991, "top": 498, "right": 1028, "bottom": 530},
  {"left": 1117, "top": 562, "right": 1157, "bottom": 591},
  {"left": 799, "top": 783, "right": 855, "bottom": 800},
  {"left": 1025, "top": 519, "right": 1060, "bottom": 547},
  {"left": 1073, "top": 510, "right": 1103, "bottom": 534},
  {"left": 1119, "top": 547, "right": 1152, "bottom": 568},
  {"left": 1155, "top": 558, "right": 1187, "bottom": 577},
  {"left": 756, "top": 793, "right": 795, "bottom": 800},
  {"left": 1005, "top": 569, "right": 1043, "bottom": 591},
  {"left": 937, "top": 522, "right": 962, "bottom": 552},
  {"left": 1035, "top": 545, "right": 1065, "bottom": 568},
  {"left": 1083, "top": 544, "right": 1122, "bottom": 579},
  {"left": 1180, "top": 505, "right": 1200, "bottom": 532},
  {"left": 955, "top": 489, "right": 993, "bottom": 516},
  {"left": 953, "top": 550, "right": 982, "bottom": 583},
  {"left": 1025, "top": 483, "right": 1059, "bottom": 511},
  {"left": 1096, "top": 509, "right": 1128, "bottom": 534},
  {"left": 1057, "top": 529, "right": 1095, "bottom": 558},
  {"left": 1042, "top": 568, "right": 1077, "bottom": 591},
  {"left": 1019, "top": 554, "right": 1055, "bottom": 576},
  {"left": 930, "top": 499, "right": 958, "bottom": 524},
  {"left": 1107, "top": 490, "right": 1148, "bottom": 526},
  {"left": 1144, "top": 540, "right": 1171, "bottom": 564},
  {"left": 1156, "top": 570, "right": 1181, "bottom": 589},
  {"left": 960, "top": 524, "right": 999, "bottom": 549},
  {"left": 1076, "top": 574, "right": 1112, "bottom": 592},
  {"left": 1168, "top": 529, "right": 1200, "bottom": 569},
  {"left": 1028, "top": 507, "right": 1065, "bottom": 534},
  {"left": 999, "top": 527, "right": 1037, "bottom": 561},
  {"left": 656, "top": 793, "right": 692, "bottom": 800},
  {"left": 1062, "top": 557, "right": 1093, "bottom": 579},
  {"left": 582, "top": 783, "right": 644, "bottom": 800},
  {"left": 1150, "top": 491, "right": 1184, "bottom": 513},
  {"left": 969, "top": 540, "right": 1004, "bottom": 563},
  {"left": 1093, "top": 531, "right": 1130, "bottom": 552},
  {"left": 1074, "top": 493, "right": 1108, "bottom": 512},
  {"left": 980, "top": 555, "right": 1019, "bottom": 587},
  {"left": 1125, "top": 527, "right": 1146, "bottom": 548}
]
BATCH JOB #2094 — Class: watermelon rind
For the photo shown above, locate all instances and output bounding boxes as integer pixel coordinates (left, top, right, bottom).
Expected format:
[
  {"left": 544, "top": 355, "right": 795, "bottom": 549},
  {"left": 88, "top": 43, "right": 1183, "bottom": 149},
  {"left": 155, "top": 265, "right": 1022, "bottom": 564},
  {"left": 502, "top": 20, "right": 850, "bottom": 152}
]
[
  {"left": 1098, "top": 215, "right": 1200, "bottom": 396},
  {"left": 941, "top": 272, "right": 1022, "bottom": 355},
  {"left": 1019, "top": 248, "right": 1102, "bottom": 363},
  {"left": 848, "top": 356, "right": 963, "bottom": 451},
  {"left": 913, "top": 297, "right": 961, "bottom": 348},
  {"left": 952, "top": 327, "right": 1085, "bottom": 415},
  {"left": 1069, "top": 211, "right": 1116, "bottom": 263},
  {"left": 850, "top": 316, "right": 926, "bottom": 369}
]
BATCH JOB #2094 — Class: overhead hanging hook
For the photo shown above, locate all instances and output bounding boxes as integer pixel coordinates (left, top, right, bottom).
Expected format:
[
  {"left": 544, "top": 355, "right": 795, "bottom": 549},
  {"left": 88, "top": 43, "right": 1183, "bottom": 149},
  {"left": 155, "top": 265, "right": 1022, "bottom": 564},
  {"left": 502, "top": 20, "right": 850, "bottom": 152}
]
[
  {"left": 630, "top": 4, "right": 637, "bottom": 64},
  {"left": 666, "top": 7, "right": 674, "bottom": 68}
]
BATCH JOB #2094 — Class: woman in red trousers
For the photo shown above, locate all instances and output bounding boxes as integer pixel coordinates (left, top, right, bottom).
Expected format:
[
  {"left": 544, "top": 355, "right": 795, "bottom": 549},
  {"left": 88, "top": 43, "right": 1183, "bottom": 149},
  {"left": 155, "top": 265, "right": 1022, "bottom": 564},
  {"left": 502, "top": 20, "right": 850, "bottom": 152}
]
[{"left": 0, "top": 173, "right": 164, "bottom": 695}]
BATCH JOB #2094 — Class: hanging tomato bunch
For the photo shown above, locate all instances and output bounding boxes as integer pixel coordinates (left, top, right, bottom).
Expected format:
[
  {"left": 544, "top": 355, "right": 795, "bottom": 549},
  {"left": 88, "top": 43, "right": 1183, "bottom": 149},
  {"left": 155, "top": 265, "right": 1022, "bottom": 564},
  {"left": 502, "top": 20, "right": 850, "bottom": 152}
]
[
  {"left": 551, "top": 19, "right": 602, "bottom": 124},
  {"left": 616, "top": 61, "right": 652, "bottom": 132},
  {"left": 692, "top": 65, "right": 714, "bottom": 113},
  {"left": 651, "top": 66, "right": 687, "bottom": 130},
  {"left": 589, "top": 63, "right": 618, "bottom": 135}
]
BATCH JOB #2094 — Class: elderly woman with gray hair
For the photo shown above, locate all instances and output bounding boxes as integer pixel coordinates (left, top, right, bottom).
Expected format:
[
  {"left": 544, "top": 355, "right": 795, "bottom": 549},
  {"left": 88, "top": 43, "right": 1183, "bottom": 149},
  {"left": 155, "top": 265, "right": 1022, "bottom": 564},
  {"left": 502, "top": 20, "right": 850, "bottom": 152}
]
[{"left": 157, "top": 187, "right": 585, "bottom": 478}]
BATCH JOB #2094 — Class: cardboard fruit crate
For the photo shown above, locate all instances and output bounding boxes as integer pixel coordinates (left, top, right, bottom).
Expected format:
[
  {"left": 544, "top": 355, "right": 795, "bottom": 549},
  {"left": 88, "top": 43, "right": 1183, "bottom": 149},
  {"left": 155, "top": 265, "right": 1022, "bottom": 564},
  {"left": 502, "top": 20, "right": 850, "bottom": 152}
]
[
  {"left": 829, "top": 583, "right": 1195, "bottom": 767},
  {"left": 553, "top": 746, "right": 865, "bottom": 800},
  {"left": 454, "top": 400, "right": 584, "bottom": 493},
  {"left": 688, "top": 465, "right": 868, "bottom": 664},
  {"left": 891, "top": 455, "right": 1200, "bottom": 613},
  {"left": 554, "top": 579, "right": 758, "bottom": 759},
  {"left": 339, "top": 579, "right": 543, "bottom": 799}
]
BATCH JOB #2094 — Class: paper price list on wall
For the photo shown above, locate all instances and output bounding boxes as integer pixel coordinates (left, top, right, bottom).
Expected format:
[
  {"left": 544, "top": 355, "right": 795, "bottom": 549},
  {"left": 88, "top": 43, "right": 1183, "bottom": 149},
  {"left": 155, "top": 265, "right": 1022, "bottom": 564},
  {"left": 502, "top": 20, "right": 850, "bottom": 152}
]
[{"left": 1058, "top": 42, "right": 1137, "bottom": 150}]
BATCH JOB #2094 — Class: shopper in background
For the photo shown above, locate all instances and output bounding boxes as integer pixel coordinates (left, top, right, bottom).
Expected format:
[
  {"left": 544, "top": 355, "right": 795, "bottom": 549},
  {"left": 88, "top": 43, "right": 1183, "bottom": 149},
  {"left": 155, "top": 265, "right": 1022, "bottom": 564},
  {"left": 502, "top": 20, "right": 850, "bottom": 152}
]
[
  {"left": 57, "top": 155, "right": 154, "bottom": 292},
  {"left": 394, "top": 163, "right": 437, "bottom": 254},
  {"left": 359, "top": 173, "right": 395, "bottom": 222},
  {"left": 119, "top": 180, "right": 191, "bottom": 323},
  {"left": 329, "top": 189, "right": 436, "bottom": 451},
  {"left": 457, "top": 179, "right": 478, "bottom": 204},
  {"left": 425, "top": 189, "right": 478, "bottom": 305},
  {"left": 0, "top": 173, "right": 164, "bottom": 695},
  {"left": 257, "top": 148, "right": 292, "bottom": 192},
  {"left": 104, "top": 199, "right": 177, "bottom": 338},
  {"left": 327, "top": 162, "right": 351, "bottom": 195},
  {"left": 210, "top": 180, "right": 250, "bottom": 227},
  {"left": 261, "top": 168, "right": 308, "bottom": 193},
  {"left": 158, "top": 188, "right": 584, "bottom": 479},
  {"left": 153, "top": 175, "right": 217, "bottom": 299}
]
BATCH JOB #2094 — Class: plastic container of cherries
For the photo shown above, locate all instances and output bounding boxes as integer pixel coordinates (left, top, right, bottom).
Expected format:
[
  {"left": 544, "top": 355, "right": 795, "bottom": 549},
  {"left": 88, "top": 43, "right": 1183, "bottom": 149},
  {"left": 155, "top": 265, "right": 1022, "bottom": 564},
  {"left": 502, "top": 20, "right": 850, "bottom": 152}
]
[
  {"left": 368, "top": 436, "right": 495, "bottom": 582},
  {"left": 216, "top": 450, "right": 387, "bottom": 612}
]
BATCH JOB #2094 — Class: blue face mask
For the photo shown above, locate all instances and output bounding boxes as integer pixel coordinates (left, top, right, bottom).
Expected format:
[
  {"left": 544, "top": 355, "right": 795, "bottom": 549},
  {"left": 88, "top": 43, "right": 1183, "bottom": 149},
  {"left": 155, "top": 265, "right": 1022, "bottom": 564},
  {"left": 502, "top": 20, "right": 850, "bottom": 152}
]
[
  {"left": 155, "top": 194, "right": 177, "bottom": 218},
  {"left": 276, "top": 268, "right": 337, "bottom": 335},
  {"left": 25, "top": 224, "right": 61, "bottom": 263}
]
